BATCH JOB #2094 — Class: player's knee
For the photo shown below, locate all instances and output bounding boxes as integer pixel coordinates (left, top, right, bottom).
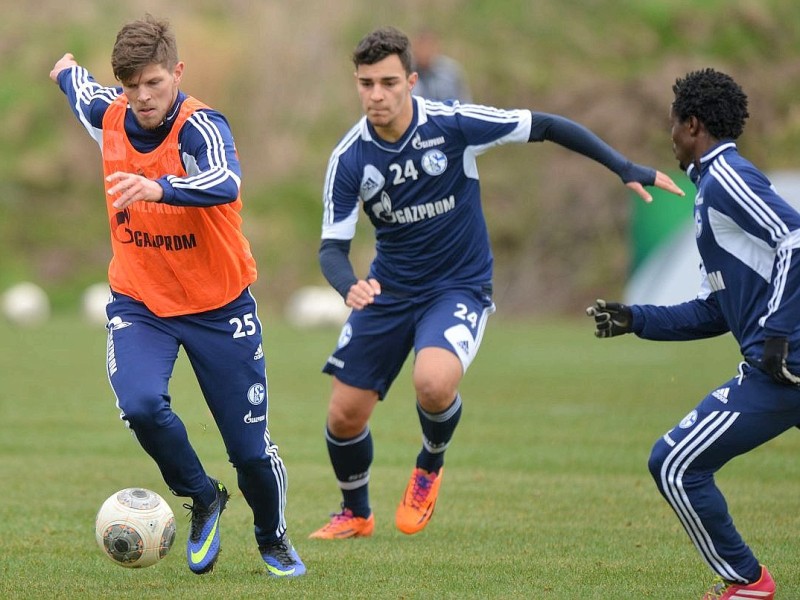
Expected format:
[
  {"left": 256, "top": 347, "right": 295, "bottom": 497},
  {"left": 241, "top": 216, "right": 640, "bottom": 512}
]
[
  {"left": 326, "top": 385, "right": 375, "bottom": 438},
  {"left": 414, "top": 377, "right": 456, "bottom": 412},
  {"left": 231, "top": 449, "right": 281, "bottom": 472},
  {"left": 118, "top": 392, "right": 171, "bottom": 430},
  {"left": 327, "top": 405, "right": 368, "bottom": 438},
  {"left": 230, "top": 455, "right": 287, "bottom": 496},
  {"left": 413, "top": 348, "right": 462, "bottom": 410}
]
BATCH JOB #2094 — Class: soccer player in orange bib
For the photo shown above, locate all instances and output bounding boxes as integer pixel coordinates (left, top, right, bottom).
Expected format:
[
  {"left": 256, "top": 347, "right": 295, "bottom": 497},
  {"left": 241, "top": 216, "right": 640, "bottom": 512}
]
[{"left": 49, "top": 14, "right": 305, "bottom": 577}]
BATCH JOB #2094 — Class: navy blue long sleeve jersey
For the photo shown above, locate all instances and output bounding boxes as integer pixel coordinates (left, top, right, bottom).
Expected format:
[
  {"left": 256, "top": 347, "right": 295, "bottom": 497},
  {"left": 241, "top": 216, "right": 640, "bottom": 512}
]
[
  {"left": 321, "top": 96, "right": 651, "bottom": 296},
  {"left": 631, "top": 142, "right": 800, "bottom": 371}
]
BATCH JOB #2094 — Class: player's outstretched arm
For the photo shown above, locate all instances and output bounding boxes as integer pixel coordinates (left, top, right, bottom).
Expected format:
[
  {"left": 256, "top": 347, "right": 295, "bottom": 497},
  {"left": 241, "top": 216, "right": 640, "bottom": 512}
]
[
  {"left": 529, "top": 113, "right": 685, "bottom": 203},
  {"left": 626, "top": 170, "right": 684, "bottom": 203}
]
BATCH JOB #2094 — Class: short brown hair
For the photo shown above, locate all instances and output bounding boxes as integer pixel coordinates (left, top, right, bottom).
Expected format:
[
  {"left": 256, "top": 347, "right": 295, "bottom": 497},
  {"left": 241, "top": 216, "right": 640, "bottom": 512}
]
[
  {"left": 111, "top": 14, "right": 178, "bottom": 83},
  {"left": 352, "top": 27, "right": 413, "bottom": 74}
]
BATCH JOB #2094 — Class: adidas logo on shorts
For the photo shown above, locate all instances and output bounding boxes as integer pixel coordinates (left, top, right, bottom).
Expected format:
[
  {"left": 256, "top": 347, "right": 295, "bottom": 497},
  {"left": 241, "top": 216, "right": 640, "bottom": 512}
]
[{"left": 711, "top": 387, "right": 730, "bottom": 404}]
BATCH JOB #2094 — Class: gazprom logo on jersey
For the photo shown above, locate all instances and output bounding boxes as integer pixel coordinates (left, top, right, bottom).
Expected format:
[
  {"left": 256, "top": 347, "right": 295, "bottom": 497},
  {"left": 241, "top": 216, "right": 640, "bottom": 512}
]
[
  {"left": 111, "top": 208, "right": 197, "bottom": 251},
  {"left": 370, "top": 191, "right": 456, "bottom": 224},
  {"left": 411, "top": 133, "right": 445, "bottom": 150}
]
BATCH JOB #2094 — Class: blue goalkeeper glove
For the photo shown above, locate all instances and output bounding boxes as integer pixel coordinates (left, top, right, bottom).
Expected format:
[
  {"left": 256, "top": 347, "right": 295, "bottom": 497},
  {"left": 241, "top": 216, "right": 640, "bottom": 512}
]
[{"left": 586, "top": 299, "right": 632, "bottom": 338}]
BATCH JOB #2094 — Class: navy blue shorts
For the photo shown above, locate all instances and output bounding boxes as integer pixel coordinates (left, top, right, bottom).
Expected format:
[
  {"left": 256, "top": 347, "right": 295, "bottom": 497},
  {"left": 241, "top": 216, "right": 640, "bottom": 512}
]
[{"left": 322, "top": 286, "right": 495, "bottom": 399}]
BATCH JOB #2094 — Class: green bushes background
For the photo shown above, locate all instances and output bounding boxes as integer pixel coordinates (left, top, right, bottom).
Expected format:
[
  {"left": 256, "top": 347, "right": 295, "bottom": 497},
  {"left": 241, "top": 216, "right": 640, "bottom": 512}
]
[{"left": 4, "top": 0, "right": 800, "bottom": 315}]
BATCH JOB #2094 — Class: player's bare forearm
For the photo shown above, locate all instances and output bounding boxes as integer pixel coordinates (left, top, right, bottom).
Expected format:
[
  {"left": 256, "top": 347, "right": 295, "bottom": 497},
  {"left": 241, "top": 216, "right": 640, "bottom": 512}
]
[
  {"left": 106, "top": 172, "right": 164, "bottom": 209},
  {"left": 626, "top": 170, "right": 685, "bottom": 203},
  {"left": 346, "top": 278, "right": 381, "bottom": 310}
]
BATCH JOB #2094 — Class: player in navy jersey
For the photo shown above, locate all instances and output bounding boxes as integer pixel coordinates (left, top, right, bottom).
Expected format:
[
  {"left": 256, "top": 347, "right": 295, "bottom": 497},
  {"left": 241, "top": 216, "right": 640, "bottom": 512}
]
[
  {"left": 587, "top": 68, "right": 800, "bottom": 599},
  {"left": 309, "top": 26, "right": 684, "bottom": 540},
  {"left": 49, "top": 15, "right": 304, "bottom": 577}
]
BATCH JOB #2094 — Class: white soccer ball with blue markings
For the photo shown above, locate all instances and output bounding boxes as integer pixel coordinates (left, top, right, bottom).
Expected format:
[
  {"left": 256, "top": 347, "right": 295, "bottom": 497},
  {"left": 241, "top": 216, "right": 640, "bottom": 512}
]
[{"left": 95, "top": 488, "right": 176, "bottom": 568}]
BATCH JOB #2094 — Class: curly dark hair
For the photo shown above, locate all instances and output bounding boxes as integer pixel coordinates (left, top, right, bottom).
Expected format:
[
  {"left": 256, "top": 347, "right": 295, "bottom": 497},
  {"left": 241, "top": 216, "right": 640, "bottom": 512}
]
[
  {"left": 352, "top": 26, "right": 413, "bottom": 74},
  {"left": 672, "top": 68, "right": 749, "bottom": 140}
]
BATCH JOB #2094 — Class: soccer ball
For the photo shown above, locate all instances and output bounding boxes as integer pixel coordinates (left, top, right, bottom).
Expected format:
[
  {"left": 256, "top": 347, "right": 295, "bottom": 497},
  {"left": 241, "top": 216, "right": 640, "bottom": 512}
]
[
  {"left": 95, "top": 488, "right": 176, "bottom": 568},
  {"left": 284, "top": 285, "right": 350, "bottom": 328},
  {"left": 1, "top": 281, "right": 50, "bottom": 327},
  {"left": 81, "top": 282, "right": 110, "bottom": 326}
]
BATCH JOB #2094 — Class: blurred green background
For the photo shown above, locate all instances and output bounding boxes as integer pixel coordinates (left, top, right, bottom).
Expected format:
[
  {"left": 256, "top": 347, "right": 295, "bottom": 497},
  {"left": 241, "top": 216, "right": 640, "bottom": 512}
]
[{"left": 4, "top": 0, "right": 800, "bottom": 318}]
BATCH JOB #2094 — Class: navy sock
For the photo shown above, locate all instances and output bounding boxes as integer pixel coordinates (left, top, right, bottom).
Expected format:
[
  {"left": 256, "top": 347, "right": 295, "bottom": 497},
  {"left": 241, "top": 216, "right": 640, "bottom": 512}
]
[
  {"left": 195, "top": 477, "right": 218, "bottom": 508},
  {"left": 416, "top": 394, "right": 462, "bottom": 474},
  {"left": 326, "top": 426, "right": 373, "bottom": 518}
]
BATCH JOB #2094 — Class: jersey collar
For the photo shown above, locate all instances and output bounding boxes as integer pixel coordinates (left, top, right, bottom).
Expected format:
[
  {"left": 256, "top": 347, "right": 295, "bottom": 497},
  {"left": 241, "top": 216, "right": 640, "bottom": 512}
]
[
  {"left": 687, "top": 140, "right": 737, "bottom": 182},
  {"left": 361, "top": 97, "right": 421, "bottom": 154}
]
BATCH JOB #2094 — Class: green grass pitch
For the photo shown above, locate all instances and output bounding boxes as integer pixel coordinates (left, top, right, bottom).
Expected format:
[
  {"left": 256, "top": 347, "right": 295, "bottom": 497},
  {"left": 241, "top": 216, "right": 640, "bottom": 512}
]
[{"left": 1, "top": 315, "right": 798, "bottom": 598}]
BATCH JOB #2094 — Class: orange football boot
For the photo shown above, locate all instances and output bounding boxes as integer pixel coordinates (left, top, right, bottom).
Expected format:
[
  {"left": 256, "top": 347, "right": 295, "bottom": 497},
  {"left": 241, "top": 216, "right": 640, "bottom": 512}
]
[
  {"left": 395, "top": 467, "right": 443, "bottom": 535},
  {"left": 308, "top": 507, "right": 374, "bottom": 539}
]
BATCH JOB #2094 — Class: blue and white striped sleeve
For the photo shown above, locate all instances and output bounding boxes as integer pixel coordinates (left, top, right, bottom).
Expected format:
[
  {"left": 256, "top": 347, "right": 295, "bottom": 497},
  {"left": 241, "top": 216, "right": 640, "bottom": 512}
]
[
  {"left": 57, "top": 66, "right": 119, "bottom": 147},
  {"left": 321, "top": 124, "right": 362, "bottom": 241},
  {"left": 708, "top": 158, "right": 800, "bottom": 337},
  {"left": 160, "top": 109, "right": 242, "bottom": 207}
]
